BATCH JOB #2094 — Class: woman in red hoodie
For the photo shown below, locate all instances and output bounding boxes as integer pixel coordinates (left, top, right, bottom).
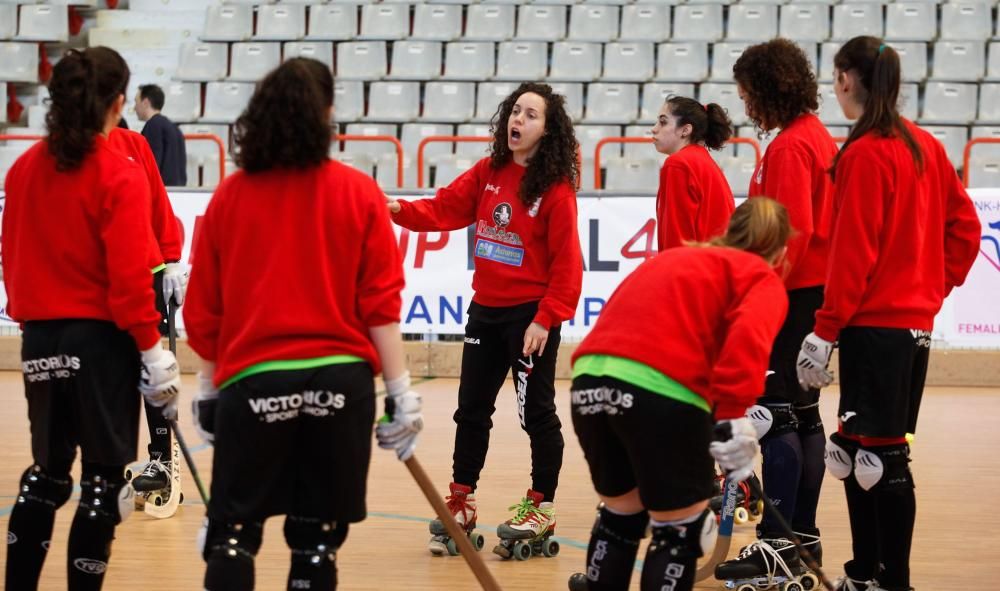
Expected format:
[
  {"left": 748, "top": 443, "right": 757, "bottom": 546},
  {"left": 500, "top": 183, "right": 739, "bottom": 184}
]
[
  {"left": 183, "top": 58, "right": 421, "bottom": 591},
  {"left": 650, "top": 95, "right": 735, "bottom": 251},
  {"left": 796, "top": 36, "right": 980, "bottom": 591},
  {"left": 568, "top": 197, "right": 791, "bottom": 591},
  {"left": 389, "top": 82, "right": 582, "bottom": 558},
  {"left": 2, "top": 47, "right": 180, "bottom": 591}
]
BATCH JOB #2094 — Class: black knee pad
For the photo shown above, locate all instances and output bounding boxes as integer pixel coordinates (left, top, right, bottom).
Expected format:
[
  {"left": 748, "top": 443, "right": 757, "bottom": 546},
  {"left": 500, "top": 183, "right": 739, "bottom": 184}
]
[
  {"left": 793, "top": 402, "right": 824, "bottom": 436},
  {"left": 592, "top": 505, "right": 649, "bottom": 549},
  {"left": 746, "top": 402, "right": 798, "bottom": 443},
  {"left": 284, "top": 515, "right": 348, "bottom": 565},
  {"left": 203, "top": 518, "right": 264, "bottom": 563},
  {"left": 16, "top": 464, "right": 72, "bottom": 511},
  {"left": 646, "top": 509, "right": 716, "bottom": 562},
  {"left": 854, "top": 443, "right": 913, "bottom": 493},
  {"left": 825, "top": 432, "right": 860, "bottom": 481},
  {"left": 77, "top": 468, "right": 133, "bottom": 526}
]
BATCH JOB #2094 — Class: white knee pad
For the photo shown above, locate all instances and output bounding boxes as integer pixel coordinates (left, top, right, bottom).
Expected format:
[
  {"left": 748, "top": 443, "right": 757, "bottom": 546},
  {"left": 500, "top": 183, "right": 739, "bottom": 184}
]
[
  {"left": 825, "top": 437, "right": 854, "bottom": 480},
  {"left": 746, "top": 405, "right": 773, "bottom": 441},
  {"left": 853, "top": 449, "right": 884, "bottom": 491},
  {"left": 118, "top": 483, "right": 136, "bottom": 523},
  {"left": 697, "top": 508, "right": 718, "bottom": 556}
]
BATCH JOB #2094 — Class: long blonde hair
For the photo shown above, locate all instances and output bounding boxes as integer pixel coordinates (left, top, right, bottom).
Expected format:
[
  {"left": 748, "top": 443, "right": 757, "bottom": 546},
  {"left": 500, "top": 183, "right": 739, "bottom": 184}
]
[{"left": 708, "top": 197, "right": 790, "bottom": 263}]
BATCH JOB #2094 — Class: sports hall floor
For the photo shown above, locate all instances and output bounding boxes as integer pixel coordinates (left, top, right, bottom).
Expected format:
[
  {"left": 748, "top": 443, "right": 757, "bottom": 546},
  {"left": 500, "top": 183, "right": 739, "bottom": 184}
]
[{"left": 1, "top": 372, "right": 997, "bottom": 590}]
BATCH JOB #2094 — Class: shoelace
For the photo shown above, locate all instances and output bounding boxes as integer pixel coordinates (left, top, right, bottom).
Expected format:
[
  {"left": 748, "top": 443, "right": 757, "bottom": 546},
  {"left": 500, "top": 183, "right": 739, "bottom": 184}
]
[
  {"left": 507, "top": 498, "right": 551, "bottom": 525},
  {"left": 445, "top": 493, "right": 473, "bottom": 521},
  {"left": 834, "top": 577, "right": 886, "bottom": 591},
  {"left": 140, "top": 460, "right": 165, "bottom": 478},
  {"left": 735, "top": 540, "right": 797, "bottom": 585}
]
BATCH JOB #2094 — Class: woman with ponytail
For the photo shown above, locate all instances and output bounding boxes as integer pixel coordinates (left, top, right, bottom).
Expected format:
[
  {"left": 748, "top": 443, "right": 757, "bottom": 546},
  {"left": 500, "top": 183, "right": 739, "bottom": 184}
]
[
  {"left": 3, "top": 47, "right": 180, "bottom": 590},
  {"left": 794, "top": 36, "right": 980, "bottom": 591},
  {"left": 567, "top": 198, "right": 791, "bottom": 591},
  {"left": 650, "top": 95, "right": 735, "bottom": 251},
  {"left": 183, "top": 58, "right": 421, "bottom": 590}
]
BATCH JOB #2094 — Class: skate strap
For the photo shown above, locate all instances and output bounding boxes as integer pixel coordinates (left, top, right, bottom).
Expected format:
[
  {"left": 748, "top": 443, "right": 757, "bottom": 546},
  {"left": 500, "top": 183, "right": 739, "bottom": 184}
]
[
  {"left": 736, "top": 540, "right": 797, "bottom": 583},
  {"left": 507, "top": 498, "right": 552, "bottom": 524}
]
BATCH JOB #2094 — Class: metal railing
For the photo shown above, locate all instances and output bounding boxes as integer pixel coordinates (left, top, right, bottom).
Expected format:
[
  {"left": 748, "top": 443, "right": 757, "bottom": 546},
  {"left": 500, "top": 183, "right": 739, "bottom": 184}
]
[{"left": 592, "top": 137, "right": 763, "bottom": 189}]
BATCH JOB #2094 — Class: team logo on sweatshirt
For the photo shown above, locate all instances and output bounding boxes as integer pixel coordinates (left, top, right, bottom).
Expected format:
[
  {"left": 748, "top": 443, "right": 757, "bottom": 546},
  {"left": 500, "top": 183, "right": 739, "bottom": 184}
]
[{"left": 493, "top": 202, "right": 513, "bottom": 228}]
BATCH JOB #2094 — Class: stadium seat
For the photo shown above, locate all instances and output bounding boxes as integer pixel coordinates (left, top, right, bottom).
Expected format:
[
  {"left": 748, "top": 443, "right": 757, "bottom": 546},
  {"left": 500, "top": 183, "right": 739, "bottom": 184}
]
[
  {"left": 16, "top": 5, "right": 68, "bottom": 42},
  {"left": 495, "top": 41, "right": 547, "bottom": 80},
  {"left": 900, "top": 82, "right": 919, "bottom": 120},
  {"left": 550, "top": 42, "right": 603, "bottom": 82},
  {"left": 401, "top": 122, "right": 455, "bottom": 165},
  {"left": 604, "top": 158, "right": 660, "bottom": 191},
  {"left": 456, "top": 123, "right": 493, "bottom": 157},
  {"left": 160, "top": 82, "right": 202, "bottom": 123},
  {"left": 578, "top": 124, "right": 624, "bottom": 162},
  {"left": 516, "top": 6, "right": 567, "bottom": 41},
  {"left": 255, "top": 5, "right": 305, "bottom": 41},
  {"left": 931, "top": 41, "right": 985, "bottom": 82},
  {"left": 464, "top": 5, "right": 515, "bottom": 41},
  {"left": 343, "top": 123, "right": 400, "bottom": 158},
  {"left": 179, "top": 123, "right": 230, "bottom": 162},
  {"left": 0, "top": 6, "right": 15, "bottom": 41},
  {"left": 284, "top": 42, "right": 334, "bottom": 70},
  {"left": 987, "top": 42, "right": 1000, "bottom": 81},
  {"left": 699, "top": 82, "right": 746, "bottom": 126},
  {"left": 336, "top": 41, "right": 388, "bottom": 80},
  {"left": 0, "top": 42, "right": 39, "bottom": 83},
  {"left": 359, "top": 4, "right": 409, "bottom": 41},
  {"left": 940, "top": 2, "right": 991, "bottom": 41},
  {"left": 330, "top": 152, "right": 375, "bottom": 178},
  {"left": 412, "top": 4, "right": 462, "bottom": 41},
  {"left": 889, "top": 42, "right": 927, "bottom": 82},
  {"left": 333, "top": 80, "right": 365, "bottom": 122},
  {"left": 432, "top": 155, "right": 478, "bottom": 188},
  {"left": 200, "top": 82, "right": 254, "bottom": 124},
  {"left": 569, "top": 5, "right": 620, "bottom": 42},
  {"left": 306, "top": 5, "right": 357, "bottom": 41},
  {"left": 641, "top": 82, "right": 696, "bottom": 120},
  {"left": 672, "top": 5, "right": 723, "bottom": 41},
  {"left": 831, "top": 4, "right": 883, "bottom": 41},
  {"left": 228, "top": 42, "right": 281, "bottom": 82},
  {"left": 584, "top": 83, "right": 640, "bottom": 124},
  {"left": 819, "top": 41, "right": 842, "bottom": 81},
  {"left": 549, "top": 82, "right": 585, "bottom": 122},
  {"left": 365, "top": 81, "right": 420, "bottom": 122},
  {"left": 620, "top": 5, "right": 671, "bottom": 43},
  {"left": 920, "top": 125, "right": 968, "bottom": 167},
  {"left": 623, "top": 125, "right": 655, "bottom": 159},
  {"left": 779, "top": 5, "right": 830, "bottom": 42},
  {"left": 977, "top": 83, "right": 1000, "bottom": 123},
  {"left": 175, "top": 42, "right": 228, "bottom": 81},
  {"left": 376, "top": 153, "right": 416, "bottom": 189},
  {"left": 920, "top": 82, "right": 978, "bottom": 125},
  {"left": 388, "top": 41, "right": 443, "bottom": 80},
  {"left": 817, "top": 83, "right": 849, "bottom": 125},
  {"left": 603, "top": 42, "right": 655, "bottom": 82},
  {"left": 442, "top": 42, "right": 496, "bottom": 80},
  {"left": 736, "top": 125, "right": 771, "bottom": 160},
  {"left": 202, "top": 5, "right": 253, "bottom": 42},
  {"left": 475, "top": 82, "right": 516, "bottom": 122},
  {"left": 656, "top": 42, "right": 709, "bottom": 81},
  {"left": 422, "top": 82, "right": 476, "bottom": 123},
  {"left": 710, "top": 42, "right": 750, "bottom": 81},
  {"left": 727, "top": 4, "right": 778, "bottom": 41},
  {"left": 884, "top": 3, "right": 936, "bottom": 42},
  {"left": 796, "top": 41, "right": 819, "bottom": 72},
  {"left": 722, "top": 157, "right": 756, "bottom": 195},
  {"left": 967, "top": 126, "right": 1000, "bottom": 186}
]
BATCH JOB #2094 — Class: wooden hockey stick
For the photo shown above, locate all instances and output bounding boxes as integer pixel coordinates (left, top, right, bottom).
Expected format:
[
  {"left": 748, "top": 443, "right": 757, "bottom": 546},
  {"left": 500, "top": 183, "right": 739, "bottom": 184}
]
[
  {"left": 404, "top": 456, "right": 502, "bottom": 591},
  {"left": 166, "top": 297, "right": 210, "bottom": 506},
  {"left": 695, "top": 474, "right": 738, "bottom": 581}
]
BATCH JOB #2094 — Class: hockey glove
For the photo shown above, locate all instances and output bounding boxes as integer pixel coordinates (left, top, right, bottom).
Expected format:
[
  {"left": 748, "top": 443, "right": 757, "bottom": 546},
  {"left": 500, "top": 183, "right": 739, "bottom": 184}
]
[
  {"left": 709, "top": 417, "right": 759, "bottom": 482},
  {"left": 375, "top": 371, "right": 423, "bottom": 461},
  {"left": 162, "top": 262, "right": 190, "bottom": 306},
  {"left": 192, "top": 372, "right": 219, "bottom": 445},
  {"left": 140, "top": 346, "right": 181, "bottom": 419},
  {"left": 796, "top": 332, "right": 835, "bottom": 390}
]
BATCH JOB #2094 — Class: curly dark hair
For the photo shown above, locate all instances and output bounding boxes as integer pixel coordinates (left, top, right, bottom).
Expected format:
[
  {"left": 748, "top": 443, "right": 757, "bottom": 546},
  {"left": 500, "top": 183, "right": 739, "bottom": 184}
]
[
  {"left": 733, "top": 39, "right": 819, "bottom": 132},
  {"left": 46, "top": 47, "right": 130, "bottom": 171},
  {"left": 489, "top": 82, "right": 579, "bottom": 208},
  {"left": 234, "top": 58, "right": 333, "bottom": 173}
]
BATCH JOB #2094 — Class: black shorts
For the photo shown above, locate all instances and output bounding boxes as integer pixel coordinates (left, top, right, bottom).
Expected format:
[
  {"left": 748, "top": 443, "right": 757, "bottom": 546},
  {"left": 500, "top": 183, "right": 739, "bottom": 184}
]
[
  {"left": 22, "top": 320, "right": 142, "bottom": 473},
  {"left": 570, "top": 374, "right": 714, "bottom": 512},
  {"left": 837, "top": 326, "right": 930, "bottom": 438},
  {"left": 763, "top": 286, "right": 824, "bottom": 405},
  {"left": 209, "top": 362, "right": 376, "bottom": 524}
]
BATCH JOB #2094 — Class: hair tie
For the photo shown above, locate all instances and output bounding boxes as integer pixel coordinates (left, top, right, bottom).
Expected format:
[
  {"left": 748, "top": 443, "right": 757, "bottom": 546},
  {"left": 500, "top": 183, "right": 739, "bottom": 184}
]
[
  {"left": 878, "top": 44, "right": 886, "bottom": 54},
  {"left": 703, "top": 103, "right": 708, "bottom": 112}
]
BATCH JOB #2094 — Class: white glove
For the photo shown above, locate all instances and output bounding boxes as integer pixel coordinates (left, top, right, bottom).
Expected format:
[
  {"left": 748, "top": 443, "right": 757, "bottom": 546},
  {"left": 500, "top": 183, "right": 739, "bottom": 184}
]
[
  {"left": 709, "top": 417, "right": 759, "bottom": 482},
  {"left": 796, "top": 332, "right": 835, "bottom": 390},
  {"left": 192, "top": 372, "right": 219, "bottom": 445},
  {"left": 140, "top": 346, "right": 181, "bottom": 419},
  {"left": 162, "top": 262, "right": 189, "bottom": 306},
  {"left": 375, "top": 371, "right": 423, "bottom": 461}
]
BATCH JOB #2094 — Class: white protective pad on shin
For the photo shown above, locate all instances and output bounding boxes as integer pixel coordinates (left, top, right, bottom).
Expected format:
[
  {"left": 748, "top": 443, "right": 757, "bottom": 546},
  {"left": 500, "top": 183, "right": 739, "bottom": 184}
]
[
  {"left": 698, "top": 509, "right": 718, "bottom": 556},
  {"left": 118, "top": 483, "right": 136, "bottom": 523},
  {"left": 853, "top": 449, "right": 885, "bottom": 491},
  {"left": 825, "top": 437, "right": 854, "bottom": 480},
  {"left": 746, "top": 405, "right": 774, "bottom": 441}
]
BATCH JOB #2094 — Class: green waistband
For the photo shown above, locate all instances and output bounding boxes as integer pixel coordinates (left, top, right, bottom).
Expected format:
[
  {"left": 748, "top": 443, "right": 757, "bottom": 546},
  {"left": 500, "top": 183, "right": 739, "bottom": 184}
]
[
  {"left": 151, "top": 263, "right": 166, "bottom": 274},
  {"left": 221, "top": 355, "right": 366, "bottom": 389},
  {"left": 572, "top": 354, "right": 710, "bottom": 413}
]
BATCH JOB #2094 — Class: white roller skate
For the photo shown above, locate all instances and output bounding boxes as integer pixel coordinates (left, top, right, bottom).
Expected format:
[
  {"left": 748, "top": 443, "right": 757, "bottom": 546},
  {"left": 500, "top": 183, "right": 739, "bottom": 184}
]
[
  {"left": 428, "top": 482, "right": 484, "bottom": 556},
  {"left": 493, "top": 489, "right": 559, "bottom": 561},
  {"left": 714, "top": 537, "right": 819, "bottom": 591},
  {"left": 125, "top": 439, "right": 183, "bottom": 519}
]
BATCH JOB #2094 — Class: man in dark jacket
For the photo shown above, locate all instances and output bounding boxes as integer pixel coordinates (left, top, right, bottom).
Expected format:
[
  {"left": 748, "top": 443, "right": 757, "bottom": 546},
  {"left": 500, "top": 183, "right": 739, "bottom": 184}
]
[{"left": 136, "top": 84, "right": 187, "bottom": 186}]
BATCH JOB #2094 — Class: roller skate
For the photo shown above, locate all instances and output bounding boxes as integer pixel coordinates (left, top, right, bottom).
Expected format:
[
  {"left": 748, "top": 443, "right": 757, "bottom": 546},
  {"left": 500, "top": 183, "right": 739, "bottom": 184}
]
[
  {"left": 125, "top": 439, "right": 183, "bottom": 519},
  {"left": 833, "top": 577, "right": 886, "bottom": 591},
  {"left": 710, "top": 471, "right": 764, "bottom": 525},
  {"left": 493, "top": 489, "right": 559, "bottom": 561},
  {"left": 428, "top": 482, "right": 484, "bottom": 556},
  {"left": 794, "top": 527, "right": 822, "bottom": 567},
  {"left": 714, "top": 537, "right": 820, "bottom": 591}
]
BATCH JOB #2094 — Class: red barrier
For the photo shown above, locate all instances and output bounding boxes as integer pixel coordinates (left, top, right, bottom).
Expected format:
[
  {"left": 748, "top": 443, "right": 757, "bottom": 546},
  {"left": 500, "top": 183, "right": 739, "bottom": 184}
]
[
  {"left": 337, "top": 134, "right": 405, "bottom": 188},
  {"left": 183, "top": 133, "right": 226, "bottom": 185},
  {"left": 962, "top": 137, "right": 1000, "bottom": 188},
  {"left": 416, "top": 136, "right": 585, "bottom": 190}
]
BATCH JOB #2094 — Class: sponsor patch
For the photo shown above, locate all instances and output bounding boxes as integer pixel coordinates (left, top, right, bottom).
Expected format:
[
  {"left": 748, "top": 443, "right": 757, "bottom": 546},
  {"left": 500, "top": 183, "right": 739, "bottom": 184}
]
[
  {"left": 475, "top": 238, "right": 524, "bottom": 267},
  {"left": 73, "top": 558, "right": 108, "bottom": 575}
]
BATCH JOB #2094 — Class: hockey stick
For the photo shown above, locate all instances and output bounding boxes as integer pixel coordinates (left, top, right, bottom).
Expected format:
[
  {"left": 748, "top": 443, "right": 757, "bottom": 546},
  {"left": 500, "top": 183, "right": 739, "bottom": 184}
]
[
  {"left": 694, "top": 473, "right": 738, "bottom": 580},
  {"left": 404, "top": 456, "right": 503, "bottom": 591},
  {"left": 166, "top": 296, "right": 211, "bottom": 506}
]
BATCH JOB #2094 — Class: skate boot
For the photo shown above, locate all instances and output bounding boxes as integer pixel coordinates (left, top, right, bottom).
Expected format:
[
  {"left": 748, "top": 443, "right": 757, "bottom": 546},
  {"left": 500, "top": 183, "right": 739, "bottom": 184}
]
[
  {"left": 428, "top": 482, "right": 484, "bottom": 556},
  {"left": 834, "top": 577, "right": 887, "bottom": 591},
  {"left": 715, "top": 536, "right": 820, "bottom": 590},
  {"left": 131, "top": 458, "right": 170, "bottom": 493},
  {"left": 493, "top": 489, "right": 559, "bottom": 561}
]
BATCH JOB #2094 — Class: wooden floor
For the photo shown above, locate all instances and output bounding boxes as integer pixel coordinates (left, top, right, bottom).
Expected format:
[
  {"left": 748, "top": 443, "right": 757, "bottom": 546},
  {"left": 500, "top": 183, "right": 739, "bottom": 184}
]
[{"left": 1, "top": 372, "right": 998, "bottom": 590}]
